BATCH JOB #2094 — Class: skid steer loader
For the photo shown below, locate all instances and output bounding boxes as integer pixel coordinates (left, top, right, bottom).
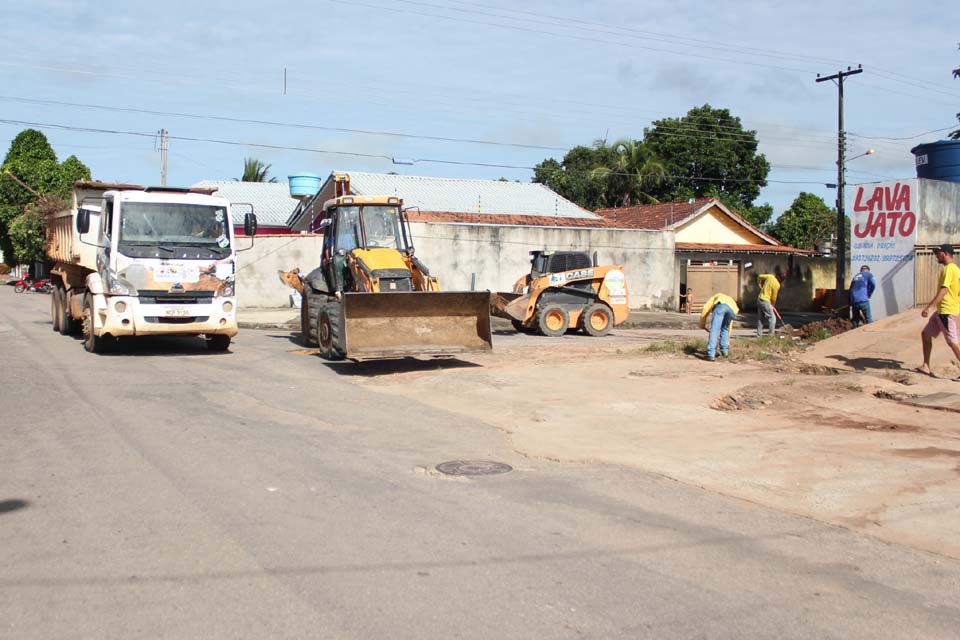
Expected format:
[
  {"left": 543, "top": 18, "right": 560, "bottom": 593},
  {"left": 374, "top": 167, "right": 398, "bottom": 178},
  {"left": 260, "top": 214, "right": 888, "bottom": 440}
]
[
  {"left": 491, "top": 250, "right": 629, "bottom": 337},
  {"left": 289, "top": 176, "right": 492, "bottom": 361}
]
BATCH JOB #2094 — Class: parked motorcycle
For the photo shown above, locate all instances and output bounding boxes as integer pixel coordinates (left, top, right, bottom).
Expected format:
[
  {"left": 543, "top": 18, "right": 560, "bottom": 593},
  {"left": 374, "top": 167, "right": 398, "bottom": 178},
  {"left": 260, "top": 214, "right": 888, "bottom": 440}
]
[{"left": 14, "top": 277, "right": 52, "bottom": 293}]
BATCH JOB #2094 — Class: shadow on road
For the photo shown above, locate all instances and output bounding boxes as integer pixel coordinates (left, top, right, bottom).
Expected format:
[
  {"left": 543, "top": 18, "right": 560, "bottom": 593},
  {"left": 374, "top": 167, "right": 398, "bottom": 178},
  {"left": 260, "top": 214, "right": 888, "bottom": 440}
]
[
  {"left": 0, "top": 499, "right": 30, "bottom": 515},
  {"left": 825, "top": 355, "right": 907, "bottom": 372},
  {"left": 324, "top": 357, "right": 481, "bottom": 377},
  {"left": 92, "top": 336, "right": 231, "bottom": 357}
]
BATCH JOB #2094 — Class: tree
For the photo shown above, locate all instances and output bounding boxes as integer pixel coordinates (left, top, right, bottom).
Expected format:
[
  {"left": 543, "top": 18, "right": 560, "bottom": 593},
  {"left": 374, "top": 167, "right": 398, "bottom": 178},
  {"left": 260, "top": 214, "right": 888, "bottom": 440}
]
[
  {"left": 769, "top": 192, "right": 836, "bottom": 250},
  {"left": 0, "top": 129, "right": 91, "bottom": 264},
  {"left": 239, "top": 157, "right": 277, "bottom": 183},
  {"left": 643, "top": 104, "right": 770, "bottom": 208},
  {"left": 533, "top": 142, "right": 617, "bottom": 210},
  {"left": 588, "top": 139, "right": 666, "bottom": 207}
]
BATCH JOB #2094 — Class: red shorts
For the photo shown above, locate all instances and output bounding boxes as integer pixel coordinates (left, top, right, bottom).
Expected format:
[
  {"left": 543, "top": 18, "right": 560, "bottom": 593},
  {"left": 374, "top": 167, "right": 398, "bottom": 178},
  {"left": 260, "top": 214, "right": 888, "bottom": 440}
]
[{"left": 923, "top": 313, "right": 959, "bottom": 345}]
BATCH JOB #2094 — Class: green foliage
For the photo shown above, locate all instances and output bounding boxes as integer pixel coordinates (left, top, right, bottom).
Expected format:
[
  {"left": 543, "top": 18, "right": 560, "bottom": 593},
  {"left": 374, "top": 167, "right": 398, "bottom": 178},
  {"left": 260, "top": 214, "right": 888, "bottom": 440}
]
[
  {"left": 533, "top": 142, "right": 616, "bottom": 210},
  {"left": 713, "top": 192, "right": 774, "bottom": 229},
  {"left": 589, "top": 139, "right": 666, "bottom": 207},
  {"left": 644, "top": 104, "right": 770, "bottom": 208},
  {"left": 8, "top": 209, "right": 46, "bottom": 265},
  {"left": 240, "top": 157, "right": 277, "bottom": 183},
  {"left": 769, "top": 192, "right": 835, "bottom": 249},
  {"left": 0, "top": 129, "right": 91, "bottom": 265}
]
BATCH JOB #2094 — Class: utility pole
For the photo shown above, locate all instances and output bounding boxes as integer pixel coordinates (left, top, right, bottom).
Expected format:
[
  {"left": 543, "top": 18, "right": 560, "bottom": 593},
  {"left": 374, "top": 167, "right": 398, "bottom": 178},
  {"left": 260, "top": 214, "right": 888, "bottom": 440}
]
[
  {"left": 816, "top": 64, "right": 862, "bottom": 305},
  {"left": 158, "top": 128, "right": 168, "bottom": 187}
]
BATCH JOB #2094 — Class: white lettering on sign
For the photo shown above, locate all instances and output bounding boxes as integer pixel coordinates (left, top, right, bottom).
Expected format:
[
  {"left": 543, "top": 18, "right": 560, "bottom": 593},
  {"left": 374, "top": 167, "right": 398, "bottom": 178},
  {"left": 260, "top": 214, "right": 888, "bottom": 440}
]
[{"left": 548, "top": 268, "right": 595, "bottom": 286}]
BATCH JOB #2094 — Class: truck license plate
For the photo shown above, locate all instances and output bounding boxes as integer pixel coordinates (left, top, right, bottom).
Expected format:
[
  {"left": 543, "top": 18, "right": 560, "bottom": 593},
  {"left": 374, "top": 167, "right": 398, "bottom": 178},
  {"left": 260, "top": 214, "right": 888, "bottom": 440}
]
[{"left": 164, "top": 307, "right": 190, "bottom": 317}]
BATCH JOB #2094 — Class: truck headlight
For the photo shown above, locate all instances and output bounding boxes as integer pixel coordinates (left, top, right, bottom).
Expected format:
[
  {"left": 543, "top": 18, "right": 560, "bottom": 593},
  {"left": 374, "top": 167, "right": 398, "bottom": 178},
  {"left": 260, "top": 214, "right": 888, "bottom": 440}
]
[{"left": 105, "top": 269, "right": 137, "bottom": 296}]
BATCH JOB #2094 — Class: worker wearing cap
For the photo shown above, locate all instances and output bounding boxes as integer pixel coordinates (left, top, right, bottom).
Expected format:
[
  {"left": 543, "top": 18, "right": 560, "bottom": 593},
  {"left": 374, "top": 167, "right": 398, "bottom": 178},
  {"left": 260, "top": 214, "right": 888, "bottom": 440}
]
[
  {"left": 849, "top": 265, "right": 876, "bottom": 328},
  {"left": 917, "top": 244, "right": 960, "bottom": 377},
  {"left": 756, "top": 272, "right": 783, "bottom": 337},
  {"left": 699, "top": 293, "right": 739, "bottom": 360}
]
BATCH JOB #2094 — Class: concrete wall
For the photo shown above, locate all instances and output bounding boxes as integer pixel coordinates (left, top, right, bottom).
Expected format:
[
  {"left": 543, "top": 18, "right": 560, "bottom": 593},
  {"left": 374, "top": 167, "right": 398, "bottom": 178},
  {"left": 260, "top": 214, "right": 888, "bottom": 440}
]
[
  {"left": 738, "top": 254, "right": 837, "bottom": 312},
  {"left": 408, "top": 222, "right": 676, "bottom": 309},
  {"left": 917, "top": 179, "right": 960, "bottom": 245},
  {"left": 235, "top": 234, "right": 324, "bottom": 308}
]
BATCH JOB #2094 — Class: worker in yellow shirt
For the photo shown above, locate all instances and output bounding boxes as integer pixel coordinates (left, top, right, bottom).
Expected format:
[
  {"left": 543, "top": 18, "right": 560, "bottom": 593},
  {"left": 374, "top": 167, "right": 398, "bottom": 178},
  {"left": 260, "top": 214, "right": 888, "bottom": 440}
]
[
  {"left": 917, "top": 244, "right": 960, "bottom": 377},
  {"left": 700, "top": 293, "right": 740, "bottom": 360},
  {"left": 756, "top": 272, "right": 784, "bottom": 337}
]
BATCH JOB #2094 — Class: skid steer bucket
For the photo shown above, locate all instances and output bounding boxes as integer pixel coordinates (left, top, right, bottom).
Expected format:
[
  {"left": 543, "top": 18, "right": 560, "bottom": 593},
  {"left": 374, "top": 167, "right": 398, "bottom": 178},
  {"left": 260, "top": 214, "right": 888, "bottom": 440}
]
[{"left": 342, "top": 291, "right": 493, "bottom": 360}]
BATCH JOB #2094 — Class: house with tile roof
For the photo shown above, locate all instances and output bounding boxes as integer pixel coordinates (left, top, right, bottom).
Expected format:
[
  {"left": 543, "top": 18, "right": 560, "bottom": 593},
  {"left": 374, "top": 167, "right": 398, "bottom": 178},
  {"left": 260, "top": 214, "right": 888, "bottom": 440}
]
[
  {"left": 192, "top": 180, "right": 300, "bottom": 235},
  {"left": 595, "top": 198, "right": 835, "bottom": 312}
]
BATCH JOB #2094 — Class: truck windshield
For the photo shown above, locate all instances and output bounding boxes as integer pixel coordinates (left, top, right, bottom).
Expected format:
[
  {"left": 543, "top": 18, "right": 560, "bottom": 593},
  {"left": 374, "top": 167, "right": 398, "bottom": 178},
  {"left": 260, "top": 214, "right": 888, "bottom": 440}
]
[{"left": 119, "top": 203, "right": 231, "bottom": 257}]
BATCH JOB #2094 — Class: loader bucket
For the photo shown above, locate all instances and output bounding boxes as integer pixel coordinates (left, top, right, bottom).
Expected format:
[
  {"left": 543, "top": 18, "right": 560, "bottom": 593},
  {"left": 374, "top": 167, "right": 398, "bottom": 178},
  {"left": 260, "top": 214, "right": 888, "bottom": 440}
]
[
  {"left": 490, "top": 292, "right": 524, "bottom": 320},
  {"left": 342, "top": 291, "right": 493, "bottom": 360}
]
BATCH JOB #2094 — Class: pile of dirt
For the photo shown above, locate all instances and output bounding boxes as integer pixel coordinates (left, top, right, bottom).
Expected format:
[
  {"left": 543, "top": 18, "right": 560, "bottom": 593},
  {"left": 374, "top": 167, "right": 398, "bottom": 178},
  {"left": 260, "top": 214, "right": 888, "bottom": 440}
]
[
  {"left": 710, "top": 388, "right": 774, "bottom": 411},
  {"left": 795, "top": 317, "right": 853, "bottom": 339}
]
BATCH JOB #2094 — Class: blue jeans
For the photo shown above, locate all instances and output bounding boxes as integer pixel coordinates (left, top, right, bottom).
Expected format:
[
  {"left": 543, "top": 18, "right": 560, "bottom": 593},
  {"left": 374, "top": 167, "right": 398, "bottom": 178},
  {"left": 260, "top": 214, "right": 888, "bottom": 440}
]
[
  {"left": 707, "top": 303, "right": 736, "bottom": 358},
  {"left": 757, "top": 299, "right": 776, "bottom": 337},
  {"left": 852, "top": 301, "right": 872, "bottom": 327}
]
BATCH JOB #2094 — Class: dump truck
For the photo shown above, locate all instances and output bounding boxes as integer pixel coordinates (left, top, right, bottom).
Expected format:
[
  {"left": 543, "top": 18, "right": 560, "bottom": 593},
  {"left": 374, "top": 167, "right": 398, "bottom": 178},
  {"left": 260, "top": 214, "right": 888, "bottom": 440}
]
[
  {"left": 491, "top": 250, "right": 629, "bottom": 336},
  {"left": 293, "top": 174, "right": 492, "bottom": 360},
  {"left": 46, "top": 181, "right": 257, "bottom": 353}
]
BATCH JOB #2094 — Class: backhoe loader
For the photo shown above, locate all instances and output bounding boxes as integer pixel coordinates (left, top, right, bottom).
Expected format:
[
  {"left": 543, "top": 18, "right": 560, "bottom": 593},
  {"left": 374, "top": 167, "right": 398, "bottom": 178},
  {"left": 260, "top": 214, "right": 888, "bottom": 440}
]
[
  {"left": 491, "top": 250, "right": 629, "bottom": 337},
  {"left": 287, "top": 175, "right": 492, "bottom": 360}
]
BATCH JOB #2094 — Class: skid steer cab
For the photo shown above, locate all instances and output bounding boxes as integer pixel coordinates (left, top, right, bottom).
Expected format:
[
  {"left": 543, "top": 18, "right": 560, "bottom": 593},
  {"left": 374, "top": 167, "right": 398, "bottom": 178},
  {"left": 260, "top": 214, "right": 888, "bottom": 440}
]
[
  {"left": 298, "top": 191, "right": 492, "bottom": 361},
  {"left": 491, "top": 250, "right": 629, "bottom": 337}
]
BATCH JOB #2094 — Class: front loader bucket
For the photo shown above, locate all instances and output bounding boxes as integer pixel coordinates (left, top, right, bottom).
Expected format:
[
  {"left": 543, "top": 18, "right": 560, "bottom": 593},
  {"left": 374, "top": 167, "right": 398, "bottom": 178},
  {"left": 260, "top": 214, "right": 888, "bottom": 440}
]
[{"left": 342, "top": 291, "right": 493, "bottom": 360}]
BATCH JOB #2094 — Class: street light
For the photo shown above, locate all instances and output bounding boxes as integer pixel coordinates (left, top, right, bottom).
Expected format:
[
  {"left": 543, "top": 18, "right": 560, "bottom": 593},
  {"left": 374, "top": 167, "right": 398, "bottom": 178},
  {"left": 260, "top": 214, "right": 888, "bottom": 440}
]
[{"left": 847, "top": 149, "right": 876, "bottom": 163}]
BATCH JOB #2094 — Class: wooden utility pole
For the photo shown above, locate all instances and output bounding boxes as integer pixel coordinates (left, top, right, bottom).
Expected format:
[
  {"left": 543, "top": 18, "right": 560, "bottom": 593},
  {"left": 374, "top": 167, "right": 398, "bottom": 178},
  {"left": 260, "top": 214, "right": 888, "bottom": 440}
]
[{"left": 816, "top": 65, "right": 862, "bottom": 304}]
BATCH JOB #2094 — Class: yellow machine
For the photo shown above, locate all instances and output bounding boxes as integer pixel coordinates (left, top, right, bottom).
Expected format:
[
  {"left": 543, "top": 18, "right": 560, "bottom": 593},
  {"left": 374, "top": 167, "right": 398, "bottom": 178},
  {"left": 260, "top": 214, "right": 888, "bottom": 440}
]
[
  {"left": 491, "top": 250, "right": 629, "bottom": 337},
  {"left": 294, "top": 175, "right": 492, "bottom": 360}
]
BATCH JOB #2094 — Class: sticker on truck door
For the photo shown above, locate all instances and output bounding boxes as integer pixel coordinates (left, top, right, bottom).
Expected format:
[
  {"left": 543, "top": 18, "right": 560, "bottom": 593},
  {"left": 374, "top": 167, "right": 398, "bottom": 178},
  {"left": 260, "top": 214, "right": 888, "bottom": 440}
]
[{"left": 154, "top": 264, "right": 200, "bottom": 283}]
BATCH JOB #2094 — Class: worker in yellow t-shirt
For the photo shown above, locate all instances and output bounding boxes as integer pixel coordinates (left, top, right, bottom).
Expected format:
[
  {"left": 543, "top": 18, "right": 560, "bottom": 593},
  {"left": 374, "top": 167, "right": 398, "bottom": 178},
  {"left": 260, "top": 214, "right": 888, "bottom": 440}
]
[
  {"left": 699, "top": 293, "right": 740, "bottom": 360},
  {"left": 756, "top": 272, "right": 784, "bottom": 337},
  {"left": 917, "top": 244, "right": 960, "bottom": 377}
]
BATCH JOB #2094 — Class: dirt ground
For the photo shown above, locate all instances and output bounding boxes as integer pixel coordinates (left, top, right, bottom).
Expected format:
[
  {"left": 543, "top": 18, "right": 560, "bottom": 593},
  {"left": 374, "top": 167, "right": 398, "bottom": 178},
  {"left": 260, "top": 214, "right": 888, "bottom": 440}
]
[{"left": 348, "top": 321, "right": 960, "bottom": 560}]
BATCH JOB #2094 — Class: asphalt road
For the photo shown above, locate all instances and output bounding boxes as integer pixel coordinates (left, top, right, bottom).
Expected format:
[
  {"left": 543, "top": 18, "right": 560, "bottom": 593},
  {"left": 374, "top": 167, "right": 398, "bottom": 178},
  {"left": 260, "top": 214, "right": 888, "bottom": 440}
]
[{"left": 1, "top": 285, "right": 958, "bottom": 639}]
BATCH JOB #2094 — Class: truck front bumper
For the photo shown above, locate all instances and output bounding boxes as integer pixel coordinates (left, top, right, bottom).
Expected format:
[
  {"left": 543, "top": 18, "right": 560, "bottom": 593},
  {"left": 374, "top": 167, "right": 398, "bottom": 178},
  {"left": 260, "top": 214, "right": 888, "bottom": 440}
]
[{"left": 95, "top": 296, "right": 239, "bottom": 338}]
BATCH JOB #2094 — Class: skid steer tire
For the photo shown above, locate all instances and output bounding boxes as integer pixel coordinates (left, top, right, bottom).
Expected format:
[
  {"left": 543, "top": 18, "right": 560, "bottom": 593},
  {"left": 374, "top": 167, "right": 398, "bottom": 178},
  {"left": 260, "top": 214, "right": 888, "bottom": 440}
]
[
  {"left": 581, "top": 302, "right": 614, "bottom": 337},
  {"left": 537, "top": 303, "right": 569, "bottom": 337},
  {"left": 301, "top": 296, "right": 319, "bottom": 347},
  {"left": 318, "top": 302, "right": 345, "bottom": 360}
]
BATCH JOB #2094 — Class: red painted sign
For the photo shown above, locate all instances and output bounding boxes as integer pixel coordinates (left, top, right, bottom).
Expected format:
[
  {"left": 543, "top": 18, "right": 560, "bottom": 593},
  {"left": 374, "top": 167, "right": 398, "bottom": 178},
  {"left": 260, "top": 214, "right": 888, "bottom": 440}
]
[{"left": 852, "top": 183, "right": 916, "bottom": 238}]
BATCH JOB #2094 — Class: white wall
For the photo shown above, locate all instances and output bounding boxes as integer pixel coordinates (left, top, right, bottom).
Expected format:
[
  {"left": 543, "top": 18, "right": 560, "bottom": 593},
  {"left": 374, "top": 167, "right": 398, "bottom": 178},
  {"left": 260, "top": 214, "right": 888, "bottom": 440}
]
[
  {"left": 409, "top": 222, "right": 676, "bottom": 309},
  {"left": 235, "top": 235, "right": 324, "bottom": 308}
]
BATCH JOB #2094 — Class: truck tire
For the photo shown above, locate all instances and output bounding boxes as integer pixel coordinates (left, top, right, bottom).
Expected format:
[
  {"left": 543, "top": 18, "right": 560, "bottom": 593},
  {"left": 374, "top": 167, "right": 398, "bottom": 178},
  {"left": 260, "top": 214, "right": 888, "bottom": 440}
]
[
  {"left": 51, "top": 287, "right": 61, "bottom": 332},
  {"left": 82, "top": 294, "right": 108, "bottom": 354},
  {"left": 318, "top": 302, "right": 344, "bottom": 360},
  {"left": 301, "top": 296, "right": 319, "bottom": 347},
  {"left": 537, "top": 303, "right": 569, "bottom": 337},
  {"left": 581, "top": 302, "right": 614, "bottom": 337},
  {"left": 59, "top": 288, "right": 76, "bottom": 336},
  {"left": 207, "top": 334, "right": 231, "bottom": 351}
]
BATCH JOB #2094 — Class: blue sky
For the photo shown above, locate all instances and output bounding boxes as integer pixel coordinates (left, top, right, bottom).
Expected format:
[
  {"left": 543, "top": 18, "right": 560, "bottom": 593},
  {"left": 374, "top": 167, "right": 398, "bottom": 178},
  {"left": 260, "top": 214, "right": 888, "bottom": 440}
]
[{"left": 1, "top": 0, "right": 957, "bottom": 217}]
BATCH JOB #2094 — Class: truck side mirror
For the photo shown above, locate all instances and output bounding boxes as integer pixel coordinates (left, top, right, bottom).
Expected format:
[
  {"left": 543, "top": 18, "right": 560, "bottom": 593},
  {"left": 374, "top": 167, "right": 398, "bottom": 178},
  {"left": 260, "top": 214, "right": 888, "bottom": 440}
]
[
  {"left": 244, "top": 212, "right": 258, "bottom": 237},
  {"left": 76, "top": 209, "right": 90, "bottom": 234}
]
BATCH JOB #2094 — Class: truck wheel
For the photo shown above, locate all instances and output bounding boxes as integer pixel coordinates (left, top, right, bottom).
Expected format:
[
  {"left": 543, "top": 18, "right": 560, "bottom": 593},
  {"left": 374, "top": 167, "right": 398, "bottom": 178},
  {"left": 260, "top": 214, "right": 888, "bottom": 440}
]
[
  {"left": 51, "top": 287, "right": 62, "bottom": 332},
  {"left": 537, "top": 304, "right": 569, "bottom": 337},
  {"left": 207, "top": 334, "right": 231, "bottom": 351},
  {"left": 59, "top": 288, "right": 76, "bottom": 336},
  {"left": 581, "top": 303, "right": 614, "bottom": 337},
  {"left": 318, "top": 303, "right": 344, "bottom": 360},
  {"left": 82, "top": 294, "right": 107, "bottom": 354},
  {"left": 301, "top": 296, "right": 318, "bottom": 347}
]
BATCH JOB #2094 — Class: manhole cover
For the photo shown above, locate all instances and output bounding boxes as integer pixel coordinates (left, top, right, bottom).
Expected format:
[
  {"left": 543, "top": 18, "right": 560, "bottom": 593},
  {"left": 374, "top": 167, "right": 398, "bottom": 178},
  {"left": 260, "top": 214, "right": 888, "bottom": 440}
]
[{"left": 435, "top": 460, "right": 513, "bottom": 476}]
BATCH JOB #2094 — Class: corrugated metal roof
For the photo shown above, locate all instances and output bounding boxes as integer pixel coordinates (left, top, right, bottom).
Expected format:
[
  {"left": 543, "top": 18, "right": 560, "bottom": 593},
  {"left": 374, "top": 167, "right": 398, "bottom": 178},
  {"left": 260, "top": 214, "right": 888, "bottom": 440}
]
[
  {"left": 343, "top": 171, "right": 599, "bottom": 220},
  {"left": 191, "top": 180, "right": 299, "bottom": 227}
]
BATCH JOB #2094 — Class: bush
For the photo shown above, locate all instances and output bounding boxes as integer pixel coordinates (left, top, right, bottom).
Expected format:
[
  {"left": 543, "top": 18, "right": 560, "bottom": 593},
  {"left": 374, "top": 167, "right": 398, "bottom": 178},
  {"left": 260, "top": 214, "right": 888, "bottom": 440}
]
[{"left": 0, "top": 263, "right": 9, "bottom": 274}]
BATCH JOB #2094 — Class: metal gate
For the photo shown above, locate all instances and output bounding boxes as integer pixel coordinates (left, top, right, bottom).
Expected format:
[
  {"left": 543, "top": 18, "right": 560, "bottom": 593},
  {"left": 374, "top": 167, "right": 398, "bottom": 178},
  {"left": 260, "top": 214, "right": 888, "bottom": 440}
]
[
  {"left": 685, "top": 262, "right": 740, "bottom": 313},
  {"left": 914, "top": 248, "right": 939, "bottom": 307}
]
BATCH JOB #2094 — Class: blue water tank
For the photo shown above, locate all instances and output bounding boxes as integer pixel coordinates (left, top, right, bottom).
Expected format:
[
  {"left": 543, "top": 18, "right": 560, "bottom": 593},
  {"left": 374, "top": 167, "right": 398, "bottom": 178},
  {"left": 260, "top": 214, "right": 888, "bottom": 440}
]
[
  {"left": 911, "top": 139, "right": 960, "bottom": 183},
  {"left": 288, "top": 173, "right": 322, "bottom": 197}
]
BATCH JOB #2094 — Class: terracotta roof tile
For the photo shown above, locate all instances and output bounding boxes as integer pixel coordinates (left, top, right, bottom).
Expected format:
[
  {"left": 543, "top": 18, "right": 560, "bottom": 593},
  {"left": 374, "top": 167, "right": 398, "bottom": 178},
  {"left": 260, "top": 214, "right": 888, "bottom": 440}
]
[{"left": 594, "top": 198, "right": 714, "bottom": 230}]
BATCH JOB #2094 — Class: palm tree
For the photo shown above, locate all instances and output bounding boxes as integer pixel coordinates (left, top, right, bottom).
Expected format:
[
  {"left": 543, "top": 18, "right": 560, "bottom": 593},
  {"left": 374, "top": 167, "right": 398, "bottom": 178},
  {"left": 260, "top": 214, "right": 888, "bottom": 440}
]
[
  {"left": 239, "top": 157, "right": 277, "bottom": 183},
  {"left": 589, "top": 140, "right": 665, "bottom": 207}
]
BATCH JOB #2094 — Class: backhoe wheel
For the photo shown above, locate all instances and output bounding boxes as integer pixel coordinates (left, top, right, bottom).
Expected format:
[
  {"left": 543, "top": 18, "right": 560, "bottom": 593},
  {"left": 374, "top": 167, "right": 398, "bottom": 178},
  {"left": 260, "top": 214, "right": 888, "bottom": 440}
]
[
  {"left": 581, "top": 303, "right": 614, "bottom": 337},
  {"left": 511, "top": 319, "right": 525, "bottom": 333},
  {"left": 51, "top": 287, "right": 61, "bottom": 332},
  {"left": 207, "top": 334, "right": 231, "bottom": 351},
  {"left": 82, "top": 294, "right": 108, "bottom": 354},
  {"left": 301, "top": 296, "right": 318, "bottom": 347},
  {"left": 317, "top": 303, "right": 344, "bottom": 360},
  {"left": 537, "top": 304, "right": 569, "bottom": 337}
]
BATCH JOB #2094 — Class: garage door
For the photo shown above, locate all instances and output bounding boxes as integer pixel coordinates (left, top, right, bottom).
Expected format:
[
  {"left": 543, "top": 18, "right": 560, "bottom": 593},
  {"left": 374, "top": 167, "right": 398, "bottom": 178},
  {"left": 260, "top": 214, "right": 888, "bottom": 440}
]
[
  {"left": 915, "top": 248, "right": 939, "bottom": 307},
  {"left": 685, "top": 263, "right": 740, "bottom": 313}
]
